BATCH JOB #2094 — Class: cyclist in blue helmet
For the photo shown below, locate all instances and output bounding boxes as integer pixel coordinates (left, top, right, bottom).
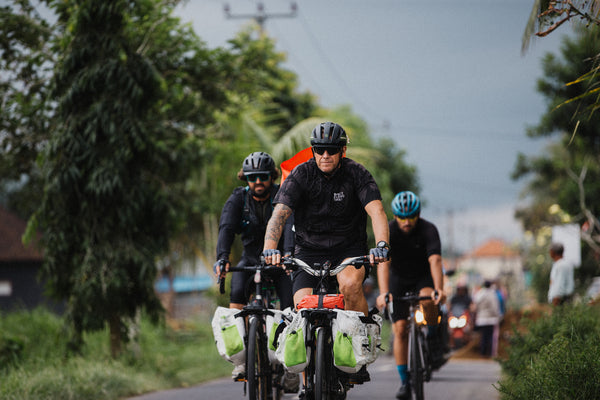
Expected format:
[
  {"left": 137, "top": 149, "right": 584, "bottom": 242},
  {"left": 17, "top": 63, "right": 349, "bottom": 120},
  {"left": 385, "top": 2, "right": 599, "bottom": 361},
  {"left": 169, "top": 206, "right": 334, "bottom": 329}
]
[{"left": 376, "top": 191, "right": 448, "bottom": 399}]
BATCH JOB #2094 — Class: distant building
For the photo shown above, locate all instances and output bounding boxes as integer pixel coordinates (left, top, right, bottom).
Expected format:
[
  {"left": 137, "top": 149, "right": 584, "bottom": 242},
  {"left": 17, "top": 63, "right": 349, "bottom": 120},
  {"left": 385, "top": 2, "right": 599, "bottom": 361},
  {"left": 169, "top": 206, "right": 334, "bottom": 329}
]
[
  {"left": 0, "top": 206, "right": 63, "bottom": 313},
  {"left": 455, "top": 238, "right": 526, "bottom": 308}
]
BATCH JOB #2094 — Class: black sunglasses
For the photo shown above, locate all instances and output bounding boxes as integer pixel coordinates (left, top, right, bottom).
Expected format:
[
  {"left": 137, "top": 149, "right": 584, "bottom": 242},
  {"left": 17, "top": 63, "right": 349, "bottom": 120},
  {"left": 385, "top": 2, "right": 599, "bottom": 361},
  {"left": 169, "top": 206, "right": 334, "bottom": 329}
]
[
  {"left": 246, "top": 173, "right": 270, "bottom": 182},
  {"left": 313, "top": 146, "right": 341, "bottom": 155}
]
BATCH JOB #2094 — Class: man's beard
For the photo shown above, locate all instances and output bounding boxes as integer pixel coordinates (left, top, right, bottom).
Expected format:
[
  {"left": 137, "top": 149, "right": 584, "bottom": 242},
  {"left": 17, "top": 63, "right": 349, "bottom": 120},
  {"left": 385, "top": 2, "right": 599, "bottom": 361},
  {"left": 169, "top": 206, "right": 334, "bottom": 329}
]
[{"left": 251, "top": 185, "right": 271, "bottom": 199}]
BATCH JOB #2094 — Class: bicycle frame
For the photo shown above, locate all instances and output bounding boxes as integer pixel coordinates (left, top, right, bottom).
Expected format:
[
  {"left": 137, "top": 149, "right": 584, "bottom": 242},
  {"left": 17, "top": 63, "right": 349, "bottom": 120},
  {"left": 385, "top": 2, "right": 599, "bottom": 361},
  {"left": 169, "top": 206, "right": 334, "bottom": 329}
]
[
  {"left": 220, "top": 264, "right": 289, "bottom": 400},
  {"left": 397, "top": 293, "right": 433, "bottom": 400},
  {"left": 282, "top": 256, "right": 372, "bottom": 400}
]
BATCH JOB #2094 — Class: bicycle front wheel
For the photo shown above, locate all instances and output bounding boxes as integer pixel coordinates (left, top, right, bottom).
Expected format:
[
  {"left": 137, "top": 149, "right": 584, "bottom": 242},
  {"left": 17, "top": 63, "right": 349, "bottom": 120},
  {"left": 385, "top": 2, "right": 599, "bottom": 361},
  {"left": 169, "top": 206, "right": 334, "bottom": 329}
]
[
  {"left": 410, "top": 322, "right": 424, "bottom": 400},
  {"left": 314, "top": 326, "right": 330, "bottom": 400},
  {"left": 247, "top": 316, "right": 270, "bottom": 400}
]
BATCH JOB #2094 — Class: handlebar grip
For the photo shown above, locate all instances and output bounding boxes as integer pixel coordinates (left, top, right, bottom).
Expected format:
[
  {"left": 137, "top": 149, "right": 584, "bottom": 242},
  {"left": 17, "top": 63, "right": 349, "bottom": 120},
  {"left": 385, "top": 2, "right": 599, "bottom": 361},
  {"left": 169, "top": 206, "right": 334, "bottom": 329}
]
[{"left": 219, "top": 275, "right": 225, "bottom": 294}]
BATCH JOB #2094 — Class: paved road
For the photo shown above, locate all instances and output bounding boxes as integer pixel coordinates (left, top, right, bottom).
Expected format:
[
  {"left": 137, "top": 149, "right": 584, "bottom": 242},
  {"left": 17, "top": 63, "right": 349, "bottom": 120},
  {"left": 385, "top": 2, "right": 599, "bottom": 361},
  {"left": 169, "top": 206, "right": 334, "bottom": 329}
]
[{"left": 128, "top": 355, "right": 501, "bottom": 400}]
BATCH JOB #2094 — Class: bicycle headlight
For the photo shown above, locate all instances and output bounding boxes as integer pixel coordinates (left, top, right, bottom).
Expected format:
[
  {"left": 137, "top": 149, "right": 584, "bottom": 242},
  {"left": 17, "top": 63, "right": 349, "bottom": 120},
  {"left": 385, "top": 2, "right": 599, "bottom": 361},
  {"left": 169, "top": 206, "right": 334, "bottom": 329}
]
[{"left": 415, "top": 308, "right": 425, "bottom": 325}]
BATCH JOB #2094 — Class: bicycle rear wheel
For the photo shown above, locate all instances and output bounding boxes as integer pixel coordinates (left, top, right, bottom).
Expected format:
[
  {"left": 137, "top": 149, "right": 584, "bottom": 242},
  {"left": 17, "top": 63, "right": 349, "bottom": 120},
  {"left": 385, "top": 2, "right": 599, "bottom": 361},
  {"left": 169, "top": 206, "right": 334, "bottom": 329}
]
[
  {"left": 247, "top": 316, "right": 270, "bottom": 400},
  {"left": 410, "top": 322, "right": 424, "bottom": 400}
]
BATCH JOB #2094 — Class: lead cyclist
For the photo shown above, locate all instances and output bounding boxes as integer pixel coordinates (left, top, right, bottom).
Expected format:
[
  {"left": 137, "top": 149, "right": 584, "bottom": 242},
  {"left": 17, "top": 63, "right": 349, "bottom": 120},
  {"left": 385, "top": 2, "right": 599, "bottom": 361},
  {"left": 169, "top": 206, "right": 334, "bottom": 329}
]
[{"left": 261, "top": 122, "right": 390, "bottom": 397}]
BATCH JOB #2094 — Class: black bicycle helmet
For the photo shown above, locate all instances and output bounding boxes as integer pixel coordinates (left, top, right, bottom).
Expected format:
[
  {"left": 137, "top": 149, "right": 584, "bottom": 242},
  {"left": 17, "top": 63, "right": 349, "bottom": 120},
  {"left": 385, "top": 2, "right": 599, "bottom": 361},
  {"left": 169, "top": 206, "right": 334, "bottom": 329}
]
[
  {"left": 242, "top": 152, "right": 276, "bottom": 175},
  {"left": 391, "top": 191, "right": 421, "bottom": 218},
  {"left": 310, "top": 122, "right": 348, "bottom": 147}
]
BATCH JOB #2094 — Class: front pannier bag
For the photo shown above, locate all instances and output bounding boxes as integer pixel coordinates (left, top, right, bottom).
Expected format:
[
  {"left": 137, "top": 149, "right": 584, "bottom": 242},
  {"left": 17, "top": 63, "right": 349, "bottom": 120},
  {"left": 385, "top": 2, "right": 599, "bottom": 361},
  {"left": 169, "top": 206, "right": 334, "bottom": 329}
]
[{"left": 211, "top": 306, "right": 246, "bottom": 366}]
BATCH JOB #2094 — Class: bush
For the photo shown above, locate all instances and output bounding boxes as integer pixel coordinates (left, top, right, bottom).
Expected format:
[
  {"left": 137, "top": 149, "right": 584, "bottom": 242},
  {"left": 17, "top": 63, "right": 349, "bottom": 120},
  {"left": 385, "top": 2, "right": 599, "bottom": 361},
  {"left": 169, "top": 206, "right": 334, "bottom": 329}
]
[{"left": 497, "top": 304, "right": 600, "bottom": 400}]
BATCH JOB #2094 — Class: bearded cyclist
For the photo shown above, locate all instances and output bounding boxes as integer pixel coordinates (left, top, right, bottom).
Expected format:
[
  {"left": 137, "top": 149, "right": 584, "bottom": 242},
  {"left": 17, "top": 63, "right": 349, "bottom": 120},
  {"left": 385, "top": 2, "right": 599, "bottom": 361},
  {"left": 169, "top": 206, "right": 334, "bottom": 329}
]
[
  {"left": 213, "top": 152, "right": 296, "bottom": 388},
  {"left": 376, "top": 191, "right": 446, "bottom": 399}
]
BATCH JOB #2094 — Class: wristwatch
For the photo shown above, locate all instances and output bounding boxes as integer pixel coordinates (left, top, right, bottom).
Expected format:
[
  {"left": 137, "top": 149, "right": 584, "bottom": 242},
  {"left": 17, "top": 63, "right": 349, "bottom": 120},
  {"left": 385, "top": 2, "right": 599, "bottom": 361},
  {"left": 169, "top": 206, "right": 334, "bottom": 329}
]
[{"left": 376, "top": 241, "right": 390, "bottom": 250}]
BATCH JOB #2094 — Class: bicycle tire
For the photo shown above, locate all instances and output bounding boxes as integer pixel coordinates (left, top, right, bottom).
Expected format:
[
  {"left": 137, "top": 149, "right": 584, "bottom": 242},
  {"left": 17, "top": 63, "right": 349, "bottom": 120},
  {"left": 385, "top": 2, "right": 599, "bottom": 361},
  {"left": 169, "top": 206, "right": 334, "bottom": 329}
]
[
  {"left": 410, "top": 322, "right": 424, "bottom": 400},
  {"left": 273, "top": 364, "right": 284, "bottom": 400},
  {"left": 247, "top": 316, "right": 270, "bottom": 400},
  {"left": 314, "top": 326, "right": 330, "bottom": 400}
]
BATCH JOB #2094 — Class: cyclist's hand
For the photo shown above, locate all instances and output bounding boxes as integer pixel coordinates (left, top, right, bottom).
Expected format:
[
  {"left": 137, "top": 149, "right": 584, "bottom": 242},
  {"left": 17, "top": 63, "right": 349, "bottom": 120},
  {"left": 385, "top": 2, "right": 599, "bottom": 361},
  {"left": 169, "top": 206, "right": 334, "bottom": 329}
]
[
  {"left": 262, "top": 249, "right": 281, "bottom": 266},
  {"left": 213, "top": 259, "right": 229, "bottom": 277},
  {"left": 432, "top": 289, "right": 445, "bottom": 305},
  {"left": 369, "top": 246, "right": 389, "bottom": 265},
  {"left": 376, "top": 292, "right": 390, "bottom": 311}
]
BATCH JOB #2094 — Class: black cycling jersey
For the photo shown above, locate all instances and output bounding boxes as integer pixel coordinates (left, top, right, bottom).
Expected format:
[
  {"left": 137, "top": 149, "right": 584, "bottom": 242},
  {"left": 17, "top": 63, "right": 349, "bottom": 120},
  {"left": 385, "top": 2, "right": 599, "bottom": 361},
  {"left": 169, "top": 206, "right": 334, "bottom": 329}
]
[
  {"left": 216, "top": 184, "right": 294, "bottom": 308},
  {"left": 274, "top": 157, "right": 381, "bottom": 255},
  {"left": 388, "top": 217, "right": 441, "bottom": 287},
  {"left": 216, "top": 184, "right": 293, "bottom": 265}
]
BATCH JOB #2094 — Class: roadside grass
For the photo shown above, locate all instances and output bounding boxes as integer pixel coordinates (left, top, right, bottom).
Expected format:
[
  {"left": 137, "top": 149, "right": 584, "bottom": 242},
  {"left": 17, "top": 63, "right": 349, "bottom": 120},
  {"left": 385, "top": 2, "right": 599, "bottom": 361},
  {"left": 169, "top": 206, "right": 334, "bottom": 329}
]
[{"left": 0, "top": 308, "right": 231, "bottom": 400}]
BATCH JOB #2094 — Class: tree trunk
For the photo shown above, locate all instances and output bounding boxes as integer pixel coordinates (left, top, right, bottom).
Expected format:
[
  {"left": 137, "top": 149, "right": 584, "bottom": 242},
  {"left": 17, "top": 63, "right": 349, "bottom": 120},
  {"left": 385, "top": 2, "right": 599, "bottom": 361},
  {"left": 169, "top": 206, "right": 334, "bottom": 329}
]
[{"left": 109, "top": 314, "right": 122, "bottom": 358}]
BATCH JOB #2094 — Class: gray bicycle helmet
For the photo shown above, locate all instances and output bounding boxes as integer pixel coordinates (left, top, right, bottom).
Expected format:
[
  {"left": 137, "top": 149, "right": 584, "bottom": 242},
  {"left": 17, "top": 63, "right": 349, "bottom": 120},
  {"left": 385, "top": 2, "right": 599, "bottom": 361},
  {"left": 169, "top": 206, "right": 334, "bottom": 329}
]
[
  {"left": 310, "top": 122, "right": 348, "bottom": 147},
  {"left": 391, "top": 191, "right": 421, "bottom": 218},
  {"left": 242, "top": 152, "right": 276, "bottom": 175}
]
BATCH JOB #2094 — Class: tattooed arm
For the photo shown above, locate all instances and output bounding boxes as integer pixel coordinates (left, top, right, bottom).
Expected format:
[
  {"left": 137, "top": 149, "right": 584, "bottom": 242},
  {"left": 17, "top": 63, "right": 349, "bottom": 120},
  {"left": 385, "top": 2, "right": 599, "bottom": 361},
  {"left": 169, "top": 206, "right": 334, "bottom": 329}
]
[{"left": 263, "top": 203, "right": 293, "bottom": 265}]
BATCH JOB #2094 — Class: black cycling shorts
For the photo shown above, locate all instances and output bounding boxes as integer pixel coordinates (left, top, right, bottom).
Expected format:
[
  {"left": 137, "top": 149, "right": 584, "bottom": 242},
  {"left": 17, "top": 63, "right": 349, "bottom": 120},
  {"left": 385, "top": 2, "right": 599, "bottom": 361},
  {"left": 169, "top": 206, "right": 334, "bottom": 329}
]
[{"left": 390, "top": 275, "right": 434, "bottom": 321}]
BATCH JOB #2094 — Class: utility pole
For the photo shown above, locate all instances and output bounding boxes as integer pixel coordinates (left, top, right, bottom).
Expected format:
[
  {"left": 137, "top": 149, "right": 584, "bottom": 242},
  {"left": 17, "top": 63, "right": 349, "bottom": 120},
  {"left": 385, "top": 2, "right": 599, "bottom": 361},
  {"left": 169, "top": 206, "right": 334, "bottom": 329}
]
[{"left": 223, "top": 2, "right": 298, "bottom": 33}]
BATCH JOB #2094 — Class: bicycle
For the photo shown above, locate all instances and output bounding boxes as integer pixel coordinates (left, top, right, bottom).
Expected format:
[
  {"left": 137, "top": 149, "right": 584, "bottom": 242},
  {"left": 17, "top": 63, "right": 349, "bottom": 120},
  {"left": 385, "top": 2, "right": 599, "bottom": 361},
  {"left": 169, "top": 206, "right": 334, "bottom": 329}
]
[
  {"left": 394, "top": 292, "right": 437, "bottom": 400},
  {"left": 218, "top": 262, "right": 293, "bottom": 400},
  {"left": 282, "top": 255, "right": 381, "bottom": 400}
]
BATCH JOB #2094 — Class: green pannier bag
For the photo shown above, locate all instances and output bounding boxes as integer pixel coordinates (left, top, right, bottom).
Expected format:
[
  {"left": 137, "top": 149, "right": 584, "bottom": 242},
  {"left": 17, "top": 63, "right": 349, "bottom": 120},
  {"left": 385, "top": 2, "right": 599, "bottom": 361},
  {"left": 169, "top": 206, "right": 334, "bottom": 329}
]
[
  {"left": 275, "top": 310, "right": 310, "bottom": 373},
  {"left": 211, "top": 306, "right": 246, "bottom": 366},
  {"left": 331, "top": 309, "right": 370, "bottom": 373}
]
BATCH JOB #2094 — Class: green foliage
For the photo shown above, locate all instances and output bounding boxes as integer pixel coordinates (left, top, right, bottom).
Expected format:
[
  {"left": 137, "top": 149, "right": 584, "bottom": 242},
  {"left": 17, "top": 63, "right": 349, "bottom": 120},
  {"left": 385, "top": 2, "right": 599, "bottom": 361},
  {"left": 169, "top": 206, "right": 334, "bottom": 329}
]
[
  {"left": 0, "top": 335, "right": 25, "bottom": 370},
  {"left": 514, "top": 25, "right": 600, "bottom": 223},
  {"left": 513, "top": 25, "right": 600, "bottom": 292},
  {"left": 0, "top": 308, "right": 230, "bottom": 400},
  {"left": 498, "top": 304, "right": 600, "bottom": 399},
  {"left": 0, "top": 1, "right": 56, "bottom": 218},
  {"left": 29, "top": 0, "right": 179, "bottom": 352}
]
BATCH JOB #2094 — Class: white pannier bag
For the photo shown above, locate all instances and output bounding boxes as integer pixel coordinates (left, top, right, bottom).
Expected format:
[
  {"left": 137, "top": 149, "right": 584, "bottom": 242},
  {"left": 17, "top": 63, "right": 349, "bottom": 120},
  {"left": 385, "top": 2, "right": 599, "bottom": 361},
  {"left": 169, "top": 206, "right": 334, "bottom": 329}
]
[
  {"left": 211, "top": 306, "right": 245, "bottom": 366},
  {"left": 275, "top": 310, "right": 310, "bottom": 373},
  {"left": 363, "top": 313, "right": 383, "bottom": 364},
  {"left": 331, "top": 309, "right": 372, "bottom": 373}
]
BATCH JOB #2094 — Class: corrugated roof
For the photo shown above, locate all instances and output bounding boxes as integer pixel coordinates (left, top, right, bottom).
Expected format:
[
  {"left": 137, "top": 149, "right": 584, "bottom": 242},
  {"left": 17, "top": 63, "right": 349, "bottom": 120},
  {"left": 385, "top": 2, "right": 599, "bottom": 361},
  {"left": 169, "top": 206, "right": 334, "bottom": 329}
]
[
  {"left": 466, "top": 238, "right": 518, "bottom": 258},
  {"left": 0, "top": 206, "right": 43, "bottom": 262}
]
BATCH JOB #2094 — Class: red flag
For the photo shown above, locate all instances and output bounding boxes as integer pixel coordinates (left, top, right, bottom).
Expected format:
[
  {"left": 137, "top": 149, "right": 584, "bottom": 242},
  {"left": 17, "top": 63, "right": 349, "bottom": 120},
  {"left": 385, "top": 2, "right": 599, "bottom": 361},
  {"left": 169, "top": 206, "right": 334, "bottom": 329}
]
[{"left": 280, "top": 147, "right": 313, "bottom": 183}]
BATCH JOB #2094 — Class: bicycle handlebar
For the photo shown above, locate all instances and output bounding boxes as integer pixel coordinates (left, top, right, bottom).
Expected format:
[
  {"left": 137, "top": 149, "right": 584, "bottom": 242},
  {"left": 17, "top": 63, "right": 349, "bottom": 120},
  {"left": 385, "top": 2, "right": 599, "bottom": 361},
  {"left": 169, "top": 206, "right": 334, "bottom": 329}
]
[
  {"left": 217, "top": 264, "right": 283, "bottom": 294},
  {"left": 396, "top": 293, "right": 436, "bottom": 303},
  {"left": 281, "top": 255, "right": 371, "bottom": 277}
]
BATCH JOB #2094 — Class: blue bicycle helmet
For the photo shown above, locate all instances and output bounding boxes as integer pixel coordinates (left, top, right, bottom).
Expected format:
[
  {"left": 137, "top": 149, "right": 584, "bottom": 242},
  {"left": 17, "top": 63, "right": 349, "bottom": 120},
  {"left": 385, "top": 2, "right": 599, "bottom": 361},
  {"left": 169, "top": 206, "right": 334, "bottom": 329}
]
[{"left": 391, "top": 191, "right": 421, "bottom": 218}]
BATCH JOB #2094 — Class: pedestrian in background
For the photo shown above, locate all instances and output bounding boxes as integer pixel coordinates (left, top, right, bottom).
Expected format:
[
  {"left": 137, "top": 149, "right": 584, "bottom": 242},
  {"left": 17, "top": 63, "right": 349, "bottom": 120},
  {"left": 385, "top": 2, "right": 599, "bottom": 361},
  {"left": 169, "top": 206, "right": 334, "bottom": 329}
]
[
  {"left": 473, "top": 280, "right": 500, "bottom": 358},
  {"left": 548, "top": 242, "right": 575, "bottom": 306}
]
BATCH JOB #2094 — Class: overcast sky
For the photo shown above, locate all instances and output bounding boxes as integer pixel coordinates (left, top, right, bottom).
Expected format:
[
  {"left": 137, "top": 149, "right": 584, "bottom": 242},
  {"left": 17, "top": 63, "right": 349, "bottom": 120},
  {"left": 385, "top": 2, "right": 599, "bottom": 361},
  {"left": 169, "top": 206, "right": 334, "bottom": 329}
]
[{"left": 174, "top": 0, "right": 571, "bottom": 253}]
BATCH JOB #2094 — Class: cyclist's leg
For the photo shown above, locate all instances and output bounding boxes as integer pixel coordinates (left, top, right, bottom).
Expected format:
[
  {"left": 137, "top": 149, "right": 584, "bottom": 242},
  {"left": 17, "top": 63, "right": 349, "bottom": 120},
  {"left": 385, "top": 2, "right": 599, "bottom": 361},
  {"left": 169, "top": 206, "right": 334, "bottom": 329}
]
[
  {"left": 273, "top": 269, "right": 294, "bottom": 310},
  {"left": 393, "top": 319, "right": 410, "bottom": 366},
  {"left": 337, "top": 262, "right": 367, "bottom": 315},
  {"left": 391, "top": 298, "right": 411, "bottom": 399},
  {"left": 230, "top": 268, "right": 252, "bottom": 310},
  {"left": 418, "top": 278, "right": 447, "bottom": 369}
]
